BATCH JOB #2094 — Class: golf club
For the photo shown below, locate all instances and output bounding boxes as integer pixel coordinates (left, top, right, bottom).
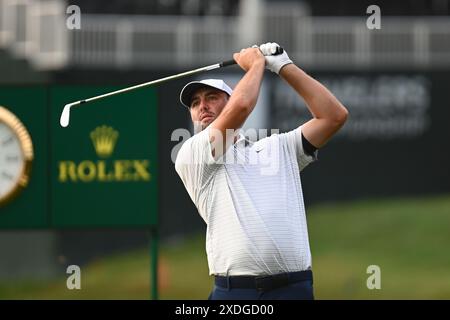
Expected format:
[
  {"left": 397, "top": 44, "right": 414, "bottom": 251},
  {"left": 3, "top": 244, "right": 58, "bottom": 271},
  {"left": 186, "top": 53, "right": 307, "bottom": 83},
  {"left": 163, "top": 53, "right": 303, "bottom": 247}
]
[{"left": 59, "top": 47, "right": 283, "bottom": 128}]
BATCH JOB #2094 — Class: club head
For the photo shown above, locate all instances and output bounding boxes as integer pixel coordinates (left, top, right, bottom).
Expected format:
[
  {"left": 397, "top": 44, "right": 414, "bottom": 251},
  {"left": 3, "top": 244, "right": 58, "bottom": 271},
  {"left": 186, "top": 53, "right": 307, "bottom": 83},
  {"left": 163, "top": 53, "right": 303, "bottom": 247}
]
[{"left": 60, "top": 102, "right": 77, "bottom": 128}]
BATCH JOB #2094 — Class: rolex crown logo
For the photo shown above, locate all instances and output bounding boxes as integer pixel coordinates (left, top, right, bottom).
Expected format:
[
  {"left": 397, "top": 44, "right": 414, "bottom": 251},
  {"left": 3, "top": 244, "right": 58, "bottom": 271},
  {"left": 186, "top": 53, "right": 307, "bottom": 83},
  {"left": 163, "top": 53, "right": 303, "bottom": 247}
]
[{"left": 90, "top": 125, "right": 119, "bottom": 158}]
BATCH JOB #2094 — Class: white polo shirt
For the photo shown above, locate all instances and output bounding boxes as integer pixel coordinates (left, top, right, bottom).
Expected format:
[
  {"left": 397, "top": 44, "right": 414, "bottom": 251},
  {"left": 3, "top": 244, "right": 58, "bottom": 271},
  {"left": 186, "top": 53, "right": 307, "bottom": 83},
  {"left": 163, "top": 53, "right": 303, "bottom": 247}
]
[{"left": 175, "top": 126, "right": 317, "bottom": 276}]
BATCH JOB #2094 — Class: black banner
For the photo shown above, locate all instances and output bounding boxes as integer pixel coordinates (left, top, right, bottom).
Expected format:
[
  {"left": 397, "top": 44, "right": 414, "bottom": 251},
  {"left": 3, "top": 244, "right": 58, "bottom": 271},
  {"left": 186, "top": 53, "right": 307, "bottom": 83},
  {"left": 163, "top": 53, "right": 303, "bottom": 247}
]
[{"left": 270, "top": 71, "right": 450, "bottom": 203}]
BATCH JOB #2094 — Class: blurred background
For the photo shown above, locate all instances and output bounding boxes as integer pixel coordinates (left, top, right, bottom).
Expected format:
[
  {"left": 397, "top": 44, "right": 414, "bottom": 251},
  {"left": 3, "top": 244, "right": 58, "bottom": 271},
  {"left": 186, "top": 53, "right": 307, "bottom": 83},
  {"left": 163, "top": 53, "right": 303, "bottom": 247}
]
[{"left": 0, "top": 0, "right": 449, "bottom": 299}]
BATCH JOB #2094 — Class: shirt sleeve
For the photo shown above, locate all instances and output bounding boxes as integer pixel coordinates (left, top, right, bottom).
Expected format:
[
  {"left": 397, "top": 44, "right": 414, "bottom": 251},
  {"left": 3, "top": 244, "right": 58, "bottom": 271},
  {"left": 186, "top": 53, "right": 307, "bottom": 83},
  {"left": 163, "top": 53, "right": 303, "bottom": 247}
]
[
  {"left": 279, "top": 126, "right": 318, "bottom": 172},
  {"left": 174, "top": 127, "right": 220, "bottom": 206}
]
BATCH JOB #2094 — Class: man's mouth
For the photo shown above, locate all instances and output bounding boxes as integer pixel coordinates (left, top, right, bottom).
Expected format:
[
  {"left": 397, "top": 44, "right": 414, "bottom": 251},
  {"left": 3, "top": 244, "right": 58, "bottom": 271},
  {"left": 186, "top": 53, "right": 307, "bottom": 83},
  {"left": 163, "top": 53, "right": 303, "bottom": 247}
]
[{"left": 201, "top": 114, "right": 213, "bottom": 121}]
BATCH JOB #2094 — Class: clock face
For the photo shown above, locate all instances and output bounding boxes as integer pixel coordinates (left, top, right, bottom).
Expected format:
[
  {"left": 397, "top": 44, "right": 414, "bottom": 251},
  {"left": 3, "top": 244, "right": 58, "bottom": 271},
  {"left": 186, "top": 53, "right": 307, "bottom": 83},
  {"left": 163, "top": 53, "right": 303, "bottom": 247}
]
[
  {"left": 0, "top": 106, "right": 33, "bottom": 207},
  {"left": 0, "top": 122, "right": 25, "bottom": 199}
]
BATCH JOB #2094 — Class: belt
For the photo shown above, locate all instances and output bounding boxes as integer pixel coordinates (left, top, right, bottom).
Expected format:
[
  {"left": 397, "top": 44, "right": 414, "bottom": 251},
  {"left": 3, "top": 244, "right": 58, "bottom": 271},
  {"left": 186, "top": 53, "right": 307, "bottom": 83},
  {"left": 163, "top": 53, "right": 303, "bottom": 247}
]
[{"left": 214, "top": 270, "right": 313, "bottom": 292}]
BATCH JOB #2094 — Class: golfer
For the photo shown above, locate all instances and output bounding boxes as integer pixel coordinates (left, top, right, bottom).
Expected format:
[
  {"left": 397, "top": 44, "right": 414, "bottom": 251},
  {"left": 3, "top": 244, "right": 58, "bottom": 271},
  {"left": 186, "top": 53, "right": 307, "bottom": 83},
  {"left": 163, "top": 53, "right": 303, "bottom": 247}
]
[{"left": 175, "top": 42, "right": 348, "bottom": 300}]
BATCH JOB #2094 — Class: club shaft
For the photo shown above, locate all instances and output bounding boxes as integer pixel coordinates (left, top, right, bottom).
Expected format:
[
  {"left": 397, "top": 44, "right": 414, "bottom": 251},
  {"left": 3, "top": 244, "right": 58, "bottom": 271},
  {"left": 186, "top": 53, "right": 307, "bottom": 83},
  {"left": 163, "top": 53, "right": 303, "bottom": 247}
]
[
  {"left": 79, "top": 62, "right": 226, "bottom": 105},
  {"left": 70, "top": 46, "right": 283, "bottom": 105}
]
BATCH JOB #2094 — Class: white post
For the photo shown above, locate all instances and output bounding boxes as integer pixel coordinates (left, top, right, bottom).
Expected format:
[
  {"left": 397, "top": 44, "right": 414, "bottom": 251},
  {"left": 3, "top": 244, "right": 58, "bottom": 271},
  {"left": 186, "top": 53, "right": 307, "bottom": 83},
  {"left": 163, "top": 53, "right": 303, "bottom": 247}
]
[{"left": 237, "top": 0, "right": 262, "bottom": 48}]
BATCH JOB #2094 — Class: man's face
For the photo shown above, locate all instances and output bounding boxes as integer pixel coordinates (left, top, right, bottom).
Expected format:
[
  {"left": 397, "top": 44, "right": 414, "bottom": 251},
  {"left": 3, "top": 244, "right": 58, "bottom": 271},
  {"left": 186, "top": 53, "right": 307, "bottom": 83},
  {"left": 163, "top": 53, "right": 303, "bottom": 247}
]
[{"left": 189, "top": 87, "right": 229, "bottom": 130}]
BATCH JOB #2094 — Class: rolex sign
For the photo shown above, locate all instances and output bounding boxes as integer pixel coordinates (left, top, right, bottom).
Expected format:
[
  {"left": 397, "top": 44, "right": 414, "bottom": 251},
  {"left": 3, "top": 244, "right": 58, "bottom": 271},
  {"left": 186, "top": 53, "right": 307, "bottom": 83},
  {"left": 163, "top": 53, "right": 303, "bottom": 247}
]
[{"left": 58, "top": 125, "right": 151, "bottom": 183}]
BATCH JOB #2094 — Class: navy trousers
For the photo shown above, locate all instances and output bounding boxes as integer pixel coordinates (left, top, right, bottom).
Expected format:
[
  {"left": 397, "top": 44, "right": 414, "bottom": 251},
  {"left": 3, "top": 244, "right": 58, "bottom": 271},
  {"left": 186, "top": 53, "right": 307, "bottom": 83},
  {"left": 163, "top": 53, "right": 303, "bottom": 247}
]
[{"left": 209, "top": 271, "right": 314, "bottom": 300}]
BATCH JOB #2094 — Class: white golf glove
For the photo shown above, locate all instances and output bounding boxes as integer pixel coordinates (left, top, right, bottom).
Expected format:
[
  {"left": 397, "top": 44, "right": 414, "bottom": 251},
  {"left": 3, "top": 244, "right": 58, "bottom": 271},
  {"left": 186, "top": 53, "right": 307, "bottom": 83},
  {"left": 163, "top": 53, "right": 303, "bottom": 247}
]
[{"left": 256, "top": 42, "right": 293, "bottom": 74}]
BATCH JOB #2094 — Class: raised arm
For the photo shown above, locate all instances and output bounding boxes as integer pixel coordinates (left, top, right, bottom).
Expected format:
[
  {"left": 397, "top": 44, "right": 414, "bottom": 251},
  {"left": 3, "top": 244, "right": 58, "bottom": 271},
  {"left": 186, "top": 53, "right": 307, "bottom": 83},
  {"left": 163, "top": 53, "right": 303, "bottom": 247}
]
[
  {"left": 260, "top": 42, "right": 348, "bottom": 149},
  {"left": 280, "top": 64, "right": 348, "bottom": 148},
  {"left": 209, "top": 47, "right": 265, "bottom": 158}
]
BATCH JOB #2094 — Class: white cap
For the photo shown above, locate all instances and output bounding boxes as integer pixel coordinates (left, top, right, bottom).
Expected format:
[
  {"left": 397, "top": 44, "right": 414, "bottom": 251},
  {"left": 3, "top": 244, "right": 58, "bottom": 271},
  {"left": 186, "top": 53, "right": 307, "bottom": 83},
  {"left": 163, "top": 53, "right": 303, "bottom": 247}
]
[{"left": 179, "top": 79, "right": 233, "bottom": 108}]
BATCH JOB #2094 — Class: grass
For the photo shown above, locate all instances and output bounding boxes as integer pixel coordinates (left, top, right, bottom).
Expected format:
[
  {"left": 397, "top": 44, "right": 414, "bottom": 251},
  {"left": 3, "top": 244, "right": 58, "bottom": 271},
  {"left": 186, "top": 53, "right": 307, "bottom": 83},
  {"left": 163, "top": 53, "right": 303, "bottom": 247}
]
[
  {"left": 309, "top": 194, "right": 450, "bottom": 299},
  {"left": 0, "top": 194, "right": 449, "bottom": 299}
]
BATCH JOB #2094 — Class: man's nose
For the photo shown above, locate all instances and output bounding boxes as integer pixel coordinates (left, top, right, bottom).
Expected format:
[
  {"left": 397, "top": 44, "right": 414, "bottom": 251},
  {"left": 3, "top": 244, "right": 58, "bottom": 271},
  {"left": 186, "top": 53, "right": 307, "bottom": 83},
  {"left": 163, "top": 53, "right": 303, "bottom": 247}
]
[{"left": 199, "top": 99, "right": 209, "bottom": 111}]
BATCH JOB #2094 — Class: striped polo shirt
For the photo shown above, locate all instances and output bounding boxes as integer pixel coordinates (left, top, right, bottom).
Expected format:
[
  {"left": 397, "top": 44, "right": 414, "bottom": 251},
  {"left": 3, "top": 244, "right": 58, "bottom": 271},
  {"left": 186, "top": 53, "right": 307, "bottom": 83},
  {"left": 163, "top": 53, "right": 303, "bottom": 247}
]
[{"left": 175, "top": 126, "right": 317, "bottom": 276}]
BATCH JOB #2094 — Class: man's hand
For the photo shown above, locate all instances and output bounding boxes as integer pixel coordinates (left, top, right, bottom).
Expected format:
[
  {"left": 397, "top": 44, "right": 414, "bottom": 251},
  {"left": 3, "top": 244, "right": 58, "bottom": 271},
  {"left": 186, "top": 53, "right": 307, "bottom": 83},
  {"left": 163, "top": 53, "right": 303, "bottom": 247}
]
[
  {"left": 258, "top": 42, "right": 293, "bottom": 74},
  {"left": 233, "top": 47, "right": 265, "bottom": 72}
]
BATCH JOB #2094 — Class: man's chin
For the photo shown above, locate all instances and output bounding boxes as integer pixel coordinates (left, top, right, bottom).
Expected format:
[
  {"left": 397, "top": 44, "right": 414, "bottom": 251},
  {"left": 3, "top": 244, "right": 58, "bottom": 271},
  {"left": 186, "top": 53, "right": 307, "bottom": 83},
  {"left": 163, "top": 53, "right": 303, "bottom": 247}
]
[
  {"left": 201, "top": 119, "right": 213, "bottom": 128},
  {"left": 192, "top": 120, "right": 212, "bottom": 133}
]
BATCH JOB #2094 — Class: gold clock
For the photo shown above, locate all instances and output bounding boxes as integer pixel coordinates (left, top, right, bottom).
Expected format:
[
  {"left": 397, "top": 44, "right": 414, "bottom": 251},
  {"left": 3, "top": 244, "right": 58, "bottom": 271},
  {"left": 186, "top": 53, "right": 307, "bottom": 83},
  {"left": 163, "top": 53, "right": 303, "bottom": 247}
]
[{"left": 0, "top": 106, "right": 33, "bottom": 207}]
